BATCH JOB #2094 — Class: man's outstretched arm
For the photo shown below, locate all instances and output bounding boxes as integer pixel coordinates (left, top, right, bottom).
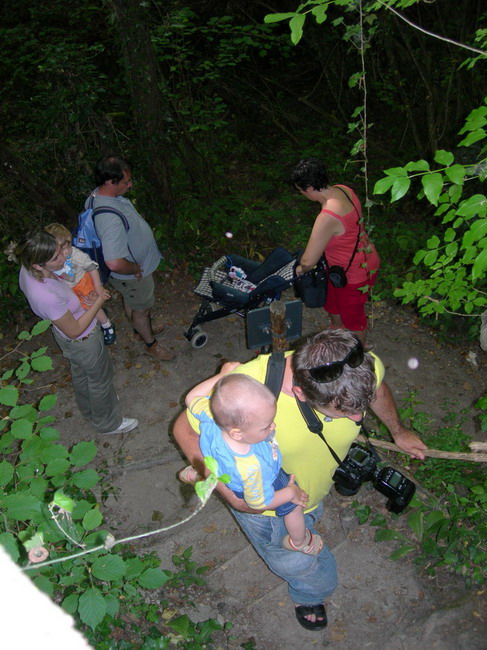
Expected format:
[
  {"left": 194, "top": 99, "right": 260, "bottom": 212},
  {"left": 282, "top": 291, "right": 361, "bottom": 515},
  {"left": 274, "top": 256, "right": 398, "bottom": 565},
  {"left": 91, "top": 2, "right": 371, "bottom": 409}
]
[{"left": 370, "top": 381, "right": 427, "bottom": 460}]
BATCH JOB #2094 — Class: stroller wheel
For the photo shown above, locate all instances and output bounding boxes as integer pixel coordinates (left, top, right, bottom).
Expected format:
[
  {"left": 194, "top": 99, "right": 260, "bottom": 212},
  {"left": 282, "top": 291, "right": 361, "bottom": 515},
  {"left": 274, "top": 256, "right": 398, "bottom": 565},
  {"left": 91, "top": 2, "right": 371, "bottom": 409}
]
[{"left": 190, "top": 327, "right": 208, "bottom": 349}]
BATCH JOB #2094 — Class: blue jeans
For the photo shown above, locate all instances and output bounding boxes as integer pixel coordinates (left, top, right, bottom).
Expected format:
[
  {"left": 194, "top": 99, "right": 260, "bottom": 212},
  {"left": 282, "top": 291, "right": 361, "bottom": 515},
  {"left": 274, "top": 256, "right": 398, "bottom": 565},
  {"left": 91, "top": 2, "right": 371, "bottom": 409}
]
[{"left": 230, "top": 502, "right": 337, "bottom": 605}]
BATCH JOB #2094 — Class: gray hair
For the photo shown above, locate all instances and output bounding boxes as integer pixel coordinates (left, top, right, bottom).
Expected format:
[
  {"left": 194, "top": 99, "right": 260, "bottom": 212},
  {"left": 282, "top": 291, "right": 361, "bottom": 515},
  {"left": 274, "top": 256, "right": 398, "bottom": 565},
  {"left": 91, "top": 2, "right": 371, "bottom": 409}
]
[
  {"left": 292, "top": 330, "right": 376, "bottom": 413},
  {"left": 210, "top": 374, "right": 276, "bottom": 431}
]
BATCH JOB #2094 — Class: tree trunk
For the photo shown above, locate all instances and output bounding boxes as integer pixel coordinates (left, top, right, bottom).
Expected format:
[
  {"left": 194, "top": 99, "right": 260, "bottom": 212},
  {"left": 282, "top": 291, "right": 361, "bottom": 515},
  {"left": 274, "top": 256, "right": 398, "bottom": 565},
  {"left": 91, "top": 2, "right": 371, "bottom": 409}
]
[
  {"left": 109, "top": 0, "right": 176, "bottom": 228},
  {"left": 0, "top": 141, "right": 77, "bottom": 224}
]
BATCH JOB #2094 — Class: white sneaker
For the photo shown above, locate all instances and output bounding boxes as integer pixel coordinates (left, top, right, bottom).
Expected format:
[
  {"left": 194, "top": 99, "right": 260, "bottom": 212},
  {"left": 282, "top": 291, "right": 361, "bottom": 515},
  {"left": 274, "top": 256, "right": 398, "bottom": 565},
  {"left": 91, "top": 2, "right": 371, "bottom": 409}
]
[{"left": 100, "top": 417, "right": 139, "bottom": 435}]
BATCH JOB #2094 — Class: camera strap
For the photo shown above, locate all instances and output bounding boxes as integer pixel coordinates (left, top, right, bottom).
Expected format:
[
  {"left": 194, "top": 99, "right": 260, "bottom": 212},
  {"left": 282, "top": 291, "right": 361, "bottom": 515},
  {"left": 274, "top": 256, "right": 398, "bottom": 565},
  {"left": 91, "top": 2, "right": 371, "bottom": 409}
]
[{"left": 263, "top": 352, "right": 380, "bottom": 466}]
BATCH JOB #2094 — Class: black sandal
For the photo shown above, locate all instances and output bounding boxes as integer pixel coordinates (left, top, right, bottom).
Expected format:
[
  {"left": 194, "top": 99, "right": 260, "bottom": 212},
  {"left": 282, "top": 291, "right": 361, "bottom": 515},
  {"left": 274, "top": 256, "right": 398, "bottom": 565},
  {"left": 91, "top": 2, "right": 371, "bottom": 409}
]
[{"left": 295, "top": 604, "right": 327, "bottom": 631}]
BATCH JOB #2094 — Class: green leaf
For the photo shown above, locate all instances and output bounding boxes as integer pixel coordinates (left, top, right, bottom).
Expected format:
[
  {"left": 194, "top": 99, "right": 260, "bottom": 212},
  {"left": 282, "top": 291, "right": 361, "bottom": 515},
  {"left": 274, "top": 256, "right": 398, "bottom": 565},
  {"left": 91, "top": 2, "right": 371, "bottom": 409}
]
[
  {"left": 373, "top": 176, "right": 395, "bottom": 195},
  {"left": 38, "top": 394, "right": 58, "bottom": 411},
  {"left": 375, "top": 528, "right": 404, "bottom": 542},
  {"left": 168, "top": 614, "right": 191, "bottom": 636},
  {"left": 31, "top": 320, "right": 51, "bottom": 336},
  {"left": 458, "top": 129, "right": 486, "bottom": 147},
  {"left": 407, "top": 510, "right": 424, "bottom": 541},
  {"left": 457, "top": 194, "right": 486, "bottom": 218},
  {"left": 390, "top": 545, "right": 416, "bottom": 560},
  {"left": 289, "top": 13, "right": 305, "bottom": 45},
  {"left": 10, "top": 419, "right": 34, "bottom": 440},
  {"left": 31, "top": 356, "right": 54, "bottom": 372},
  {"left": 263, "top": 12, "right": 296, "bottom": 24},
  {"left": 384, "top": 166, "right": 408, "bottom": 176},
  {"left": 62, "top": 593, "right": 79, "bottom": 615},
  {"left": 138, "top": 567, "right": 170, "bottom": 589},
  {"left": 391, "top": 177, "right": 411, "bottom": 202},
  {"left": 404, "top": 160, "right": 430, "bottom": 172},
  {"left": 10, "top": 404, "right": 37, "bottom": 421},
  {"left": 424, "top": 511, "right": 446, "bottom": 530},
  {"left": 311, "top": 4, "right": 328, "bottom": 24},
  {"left": 33, "top": 575, "right": 55, "bottom": 597},
  {"left": 78, "top": 588, "right": 107, "bottom": 631},
  {"left": 472, "top": 248, "right": 487, "bottom": 280},
  {"left": 422, "top": 173, "right": 443, "bottom": 206},
  {"left": 51, "top": 490, "right": 75, "bottom": 512},
  {"left": 70, "top": 441, "right": 97, "bottom": 467},
  {"left": 0, "top": 460, "right": 14, "bottom": 487},
  {"left": 71, "top": 469, "right": 99, "bottom": 489},
  {"left": 45, "top": 458, "right": 70, "bottom": 476},
  {"left": 0, "top": 386, "right": 19, "bottom": 407},
  {"left": 445, "top": 164, "right": 465, "bottom": 185},
  {"left": 91, "top": 554, "right": 126, "bottom": 581},
  {"left": 204, "top": 456, "right": 219, "bottom": 476},
  {"left": 0, "top": 532, "right": 20, "bottom": 562},
  {"left": 427, "top": 235, "right": 440, "bottom": 249},
  {"left": 104, "top": 593, "right": 120, "bottom": 617},
  {"left": 2, "top": 493, "right": 41, "bottom": 520},
  {"left": 40, "top": 443, "right": 69, "bottom": 463},
  {"left": 82, "top": 508, "right": 103, "bottom": 531},
  {"left": 39, "top": 426, "right": 60, "bottom": 441},
  {"left": 434, "top": 149, "right": 454, "bottom": 166}
]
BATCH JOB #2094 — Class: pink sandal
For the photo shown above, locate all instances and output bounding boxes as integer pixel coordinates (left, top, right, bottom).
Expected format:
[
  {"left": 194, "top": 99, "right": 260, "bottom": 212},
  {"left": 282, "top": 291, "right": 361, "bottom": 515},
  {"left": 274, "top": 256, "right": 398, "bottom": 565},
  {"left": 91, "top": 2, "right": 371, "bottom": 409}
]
[{"left": 282, "top": 529, "right": 323, "bottom": 555}]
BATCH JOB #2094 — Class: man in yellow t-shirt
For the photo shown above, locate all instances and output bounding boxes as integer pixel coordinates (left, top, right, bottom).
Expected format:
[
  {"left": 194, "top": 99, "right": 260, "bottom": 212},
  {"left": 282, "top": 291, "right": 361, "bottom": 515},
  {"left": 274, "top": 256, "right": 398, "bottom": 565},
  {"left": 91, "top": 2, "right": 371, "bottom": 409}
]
[{"left": 173, "top": 329, "right": 427, "bottom": 631}]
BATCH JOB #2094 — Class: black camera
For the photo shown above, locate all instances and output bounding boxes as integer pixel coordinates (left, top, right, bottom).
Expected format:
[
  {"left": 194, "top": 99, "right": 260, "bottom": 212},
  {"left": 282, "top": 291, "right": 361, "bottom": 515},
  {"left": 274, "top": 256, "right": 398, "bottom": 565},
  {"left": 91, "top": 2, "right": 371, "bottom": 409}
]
[
  {"left": 333, "top": 443, "right": 415, "bottom": 514},
  {"left": 328, "top": 265, "right": 348, "bottom": 288}
]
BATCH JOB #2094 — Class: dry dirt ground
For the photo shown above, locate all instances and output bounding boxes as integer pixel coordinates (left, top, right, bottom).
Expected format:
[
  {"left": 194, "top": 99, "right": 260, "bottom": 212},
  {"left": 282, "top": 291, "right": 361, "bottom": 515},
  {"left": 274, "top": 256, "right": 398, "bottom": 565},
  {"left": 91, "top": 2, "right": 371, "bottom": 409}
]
[{"left": 4, "top": 267, "right": 487, "bottom": 649}]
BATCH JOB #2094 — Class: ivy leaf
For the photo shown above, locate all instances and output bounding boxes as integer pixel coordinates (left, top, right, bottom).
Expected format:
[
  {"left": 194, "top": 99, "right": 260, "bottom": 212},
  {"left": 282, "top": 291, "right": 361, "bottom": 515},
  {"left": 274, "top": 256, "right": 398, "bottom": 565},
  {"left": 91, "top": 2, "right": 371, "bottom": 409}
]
[
  {"left": 78, "top": 588, "right": 107, "bottom": 630},
  {"left": 52, "top": 491, "right": 75, "bottom": 513},
  {"left": 0, "top": 386, "right": 19, "bottom": 407},
  {"left": 373, "top": 176, "right": 395, "bottom": 195},
  {"left": 91, "top": 554, "right": 126, "bottom": 581},
  {"left": 263, "top": 12, "right": 296, "bottom": 24},
  {"left": 38, "top": 394, "right": 57, "bottom": 411},
  {"left": 0, "top": 460, "right": 14, "bottom": 487},
  {"left": 289, "top": 13, "right": 305, "bottom": 45},
  {"left": 70, "top": 441, "right": 97, "bottom": 467},
  {"left": 82, "top": 508, "right": 103, "bottom": 531},
  {"left": 138, "top": 567, "right": 170, "bottom": 588},
  {"left": 404, "top": 159, "right": 430, "bottom": 172},
  {"left": 389, "top": 545, "right": 416, "bottom": 560},
  {"left": 472, "top": 248, "right": 487, "bottom": 280},
  {"left": 421, "top": 173, "right": 443, "bottom": 205},
  {"left": 0, "top": 532, "right": 20, "bottom": 562},
  {"left": 31, "top": 320, "right": 51, "bottom": 336},
  {"left": 71, "top": 469, "right": 99, "bottom": 489},
  {"left": 391, "top": 176, "right": 411, "bottom": 202},
  {"left": 10, "top": 419, "right": 34, "bottom": 440},
  {"left": 434, "top": 149, "right": 454, "bottom": 166},
  {"left": 62, "top": 593, "right": 79, "bottom": 615},
  {"left": 31, "top": 356, "right": 54, "bottom": 372},
  {"left": 444, "top": 164, "right": 465, "bottom": 185}
]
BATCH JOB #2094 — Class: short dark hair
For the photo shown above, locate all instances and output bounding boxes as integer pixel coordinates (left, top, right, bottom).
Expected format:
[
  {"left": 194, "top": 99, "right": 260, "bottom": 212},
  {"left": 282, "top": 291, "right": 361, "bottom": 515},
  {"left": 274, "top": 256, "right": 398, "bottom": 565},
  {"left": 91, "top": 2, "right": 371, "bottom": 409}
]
[
  {"left": 94, "top": 155, "right": 131, "bottom": 186},
  {"left": 292, "top": 329, "right": 376, "bottom": 413},
  {"left": 291, "top": 157, "right": 330, "bottom": 191}
]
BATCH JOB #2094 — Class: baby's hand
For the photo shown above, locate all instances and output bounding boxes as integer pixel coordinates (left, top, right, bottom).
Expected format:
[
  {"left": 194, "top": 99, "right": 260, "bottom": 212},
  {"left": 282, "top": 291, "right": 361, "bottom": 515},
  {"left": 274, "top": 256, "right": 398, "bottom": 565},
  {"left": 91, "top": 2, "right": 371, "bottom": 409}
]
[
  {"left": 287, "top": 475, "right": 309, "bottom": 507},
  {"left": 220, "top": 361, "right": 241, "bottom": 374},
  {"left": 96, "top": 288, "right": 111, "bottom": 300}
]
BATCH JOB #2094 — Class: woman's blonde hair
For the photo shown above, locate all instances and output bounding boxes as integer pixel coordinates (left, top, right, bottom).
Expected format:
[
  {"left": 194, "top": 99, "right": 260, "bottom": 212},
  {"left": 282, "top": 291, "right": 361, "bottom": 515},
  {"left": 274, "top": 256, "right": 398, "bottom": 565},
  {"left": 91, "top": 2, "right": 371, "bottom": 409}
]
[{"left": 15, "top": 231, "right": 58, "bottom": 281}]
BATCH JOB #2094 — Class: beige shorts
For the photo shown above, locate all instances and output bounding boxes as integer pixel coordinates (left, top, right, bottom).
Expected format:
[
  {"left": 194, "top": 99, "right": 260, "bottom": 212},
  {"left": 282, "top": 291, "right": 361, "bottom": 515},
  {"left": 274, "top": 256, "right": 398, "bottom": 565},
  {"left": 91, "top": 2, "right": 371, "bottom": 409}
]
[{"left": 109, "top": 274, "right": 155, "bottom": 311}]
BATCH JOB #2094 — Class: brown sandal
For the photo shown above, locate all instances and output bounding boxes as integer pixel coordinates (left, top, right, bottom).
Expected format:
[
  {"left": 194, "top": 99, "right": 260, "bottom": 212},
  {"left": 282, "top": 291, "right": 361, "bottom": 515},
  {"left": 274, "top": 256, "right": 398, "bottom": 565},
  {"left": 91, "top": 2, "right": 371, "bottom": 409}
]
[{"left": 282, "top": 529, "right": 323, "bottom": 555}]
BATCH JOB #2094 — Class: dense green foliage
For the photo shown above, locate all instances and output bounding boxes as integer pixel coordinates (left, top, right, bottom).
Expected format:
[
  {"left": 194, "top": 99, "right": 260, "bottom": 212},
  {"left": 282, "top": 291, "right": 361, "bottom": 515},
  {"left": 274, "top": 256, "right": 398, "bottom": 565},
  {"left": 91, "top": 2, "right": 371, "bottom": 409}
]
[{"left": 0, "top": 325, "right": 233, "bottom": 647}]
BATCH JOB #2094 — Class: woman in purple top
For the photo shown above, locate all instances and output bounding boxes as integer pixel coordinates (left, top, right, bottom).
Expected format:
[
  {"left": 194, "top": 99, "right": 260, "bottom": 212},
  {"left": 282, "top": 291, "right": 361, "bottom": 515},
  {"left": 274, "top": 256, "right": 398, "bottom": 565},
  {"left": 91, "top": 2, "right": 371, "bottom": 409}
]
[{"left": 16, "top": 231, "right": 137, "bottom": 436}]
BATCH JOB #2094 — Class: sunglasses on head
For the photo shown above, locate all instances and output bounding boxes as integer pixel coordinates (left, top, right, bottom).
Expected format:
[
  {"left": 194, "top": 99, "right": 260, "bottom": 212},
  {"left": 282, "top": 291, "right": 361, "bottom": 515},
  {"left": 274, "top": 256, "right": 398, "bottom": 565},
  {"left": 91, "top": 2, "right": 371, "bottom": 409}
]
[{"left": 307, "top": 339, "right": 365, "bottom": 383}]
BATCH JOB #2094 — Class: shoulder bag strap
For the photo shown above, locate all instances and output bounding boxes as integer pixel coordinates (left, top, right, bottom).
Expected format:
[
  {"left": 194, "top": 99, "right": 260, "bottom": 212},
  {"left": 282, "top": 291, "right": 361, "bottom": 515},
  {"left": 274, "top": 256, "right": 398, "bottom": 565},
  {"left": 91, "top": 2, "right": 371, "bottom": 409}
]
[{"left": 331, "top": 185, "right": 361, "bottom": 273}]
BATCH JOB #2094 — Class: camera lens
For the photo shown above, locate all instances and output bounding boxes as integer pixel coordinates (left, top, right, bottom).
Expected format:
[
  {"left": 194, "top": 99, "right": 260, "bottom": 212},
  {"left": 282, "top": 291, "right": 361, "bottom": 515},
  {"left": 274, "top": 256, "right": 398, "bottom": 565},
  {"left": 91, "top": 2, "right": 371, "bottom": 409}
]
[{"left": 334, "top": 483, "right": 360, "bottom": 496}]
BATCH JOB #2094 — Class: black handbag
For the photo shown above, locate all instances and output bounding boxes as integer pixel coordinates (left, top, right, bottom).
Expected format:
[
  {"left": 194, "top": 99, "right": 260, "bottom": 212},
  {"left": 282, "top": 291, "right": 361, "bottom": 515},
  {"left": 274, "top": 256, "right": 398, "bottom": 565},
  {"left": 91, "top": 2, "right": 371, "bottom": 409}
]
[{"left": 294, "top": 259, "right": 328, "bottom": 308}]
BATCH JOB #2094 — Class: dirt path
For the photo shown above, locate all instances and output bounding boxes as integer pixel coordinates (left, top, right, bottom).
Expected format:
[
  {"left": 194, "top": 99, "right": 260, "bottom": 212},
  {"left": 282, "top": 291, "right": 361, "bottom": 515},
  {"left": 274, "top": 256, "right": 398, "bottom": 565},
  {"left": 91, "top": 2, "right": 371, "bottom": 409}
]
[{"left": 4, "top": 268, "right": 486, "bottom": 648}]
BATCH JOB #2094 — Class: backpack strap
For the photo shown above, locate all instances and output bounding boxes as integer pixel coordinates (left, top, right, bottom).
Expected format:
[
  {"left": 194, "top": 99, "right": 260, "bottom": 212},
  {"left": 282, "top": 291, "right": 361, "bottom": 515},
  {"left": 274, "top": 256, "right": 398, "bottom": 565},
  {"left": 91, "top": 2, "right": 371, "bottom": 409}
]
[{"left": 91, "top": 200, "right": 138, "bottom": 265}]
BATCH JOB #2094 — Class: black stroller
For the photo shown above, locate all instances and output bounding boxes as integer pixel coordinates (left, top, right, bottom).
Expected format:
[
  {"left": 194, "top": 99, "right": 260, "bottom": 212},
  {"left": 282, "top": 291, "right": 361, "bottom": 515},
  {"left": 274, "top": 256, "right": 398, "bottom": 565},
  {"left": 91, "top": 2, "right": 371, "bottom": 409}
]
[{"left": 184, "top": 247, "right": 297, "bottom": 348}]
